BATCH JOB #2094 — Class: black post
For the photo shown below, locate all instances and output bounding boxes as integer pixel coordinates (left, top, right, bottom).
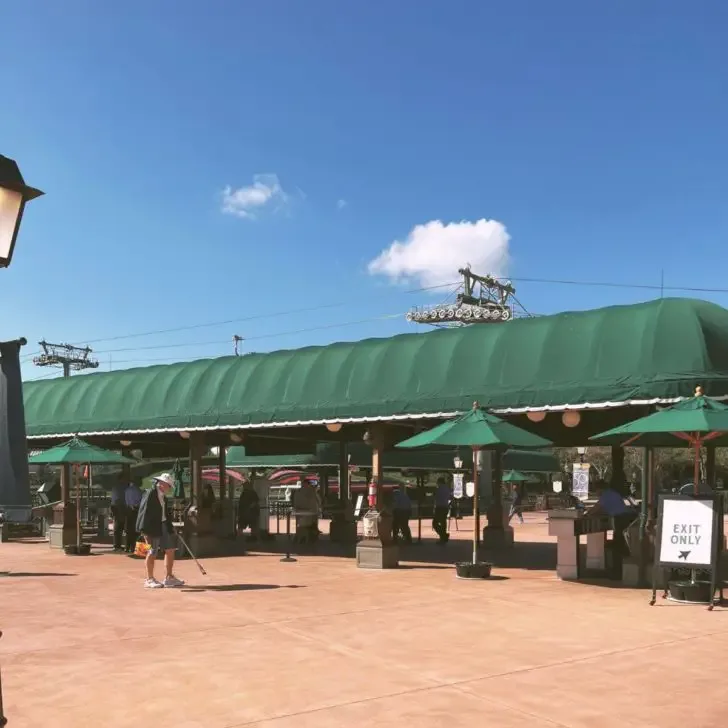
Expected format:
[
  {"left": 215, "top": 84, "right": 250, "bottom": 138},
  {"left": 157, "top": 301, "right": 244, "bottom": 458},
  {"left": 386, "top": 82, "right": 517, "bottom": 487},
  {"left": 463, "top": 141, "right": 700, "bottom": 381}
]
[
  {"left": 0, "top": 630, "right": 6, "bottom": 726},
  {"left": 417, "top": 474, "right": 423, "bottom": 544},
  {"left": 280, "top": 506, "right": 297, "bottom": 563}
]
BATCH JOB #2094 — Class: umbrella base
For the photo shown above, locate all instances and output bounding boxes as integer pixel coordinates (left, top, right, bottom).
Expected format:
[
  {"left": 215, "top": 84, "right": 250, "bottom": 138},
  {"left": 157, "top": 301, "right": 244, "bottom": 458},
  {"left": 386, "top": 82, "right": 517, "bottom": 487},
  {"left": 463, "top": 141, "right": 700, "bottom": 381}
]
[
  {"left": 666, "top": 579, "right": 715, "bottom": 605},
  {"left": 455, "top": 561, "right": 492, "bottom": 579},
  {"left": 64, "top": 543, "right": 91, "bottom": 556}
]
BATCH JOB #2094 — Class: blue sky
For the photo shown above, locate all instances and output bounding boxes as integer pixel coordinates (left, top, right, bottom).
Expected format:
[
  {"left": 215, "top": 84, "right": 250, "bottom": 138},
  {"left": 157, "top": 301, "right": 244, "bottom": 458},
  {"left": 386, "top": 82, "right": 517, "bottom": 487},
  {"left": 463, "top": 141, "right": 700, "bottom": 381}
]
[{"left": 3, "top": 1, "right": 728, "bottom": 381}]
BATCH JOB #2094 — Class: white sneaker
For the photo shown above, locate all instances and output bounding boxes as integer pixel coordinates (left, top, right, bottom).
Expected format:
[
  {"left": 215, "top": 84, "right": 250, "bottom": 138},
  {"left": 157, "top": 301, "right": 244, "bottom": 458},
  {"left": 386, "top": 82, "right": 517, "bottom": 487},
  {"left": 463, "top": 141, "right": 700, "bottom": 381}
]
[
  {"left": 163, "top": 575, "right": 185, "bottom": 588},
  {"left": 144, "top": 578, "right": 164, "bottom": 589}
]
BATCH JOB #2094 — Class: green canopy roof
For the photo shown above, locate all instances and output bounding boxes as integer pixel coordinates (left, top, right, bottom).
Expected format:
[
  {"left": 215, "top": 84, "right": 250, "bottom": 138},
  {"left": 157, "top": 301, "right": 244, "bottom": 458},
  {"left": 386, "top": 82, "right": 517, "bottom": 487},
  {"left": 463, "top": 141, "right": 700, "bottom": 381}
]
[
  {"left": 22, "top": 298, "right": 728, "bottom": 439},
  {"left": 226, "top": 442, "right": 560, "bottom": 473}
]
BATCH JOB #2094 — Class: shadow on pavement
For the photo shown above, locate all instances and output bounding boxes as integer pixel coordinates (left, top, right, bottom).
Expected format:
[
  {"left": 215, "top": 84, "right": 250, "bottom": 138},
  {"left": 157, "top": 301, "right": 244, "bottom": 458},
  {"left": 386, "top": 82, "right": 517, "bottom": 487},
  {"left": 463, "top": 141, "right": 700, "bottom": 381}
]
[
  {"left": 399, "top": 539, "right": 557, "bottom": 571},
  {"left": 0, "top": 571, "right": 77, "bottom": 577},
  {"left": 180, "top": 583, "right": 306, "bottom": 593}
]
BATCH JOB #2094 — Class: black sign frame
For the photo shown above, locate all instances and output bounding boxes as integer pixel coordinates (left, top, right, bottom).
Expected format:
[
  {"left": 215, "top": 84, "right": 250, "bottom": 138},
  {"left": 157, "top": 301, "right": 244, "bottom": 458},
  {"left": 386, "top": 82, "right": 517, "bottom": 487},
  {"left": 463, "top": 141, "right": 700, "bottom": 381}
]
[{"left": 650, "top": 493, "right": 724, "bottom": 609}]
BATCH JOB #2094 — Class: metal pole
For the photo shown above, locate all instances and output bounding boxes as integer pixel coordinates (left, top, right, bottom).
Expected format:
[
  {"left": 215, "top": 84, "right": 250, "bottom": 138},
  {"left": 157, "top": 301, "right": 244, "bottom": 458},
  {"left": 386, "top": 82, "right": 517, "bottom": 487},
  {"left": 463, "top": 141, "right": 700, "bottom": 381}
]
[
  {"left": 472, "top": 447, "right": 480, "bottom": 565},
  {"left": 639, "top": 447, "right": 650, "bottom": 542},
  {"left": 280, "top": 507, "right": 296, "bottom": 563},
  {"left": 75, "top": 465, "right": 82, "bottom": 551},
  {"left": 0, "top": 630, "right": 6, "bottom": 726},
  {"left": 417, "top": 474, "right": 423, "bottom": 544}
]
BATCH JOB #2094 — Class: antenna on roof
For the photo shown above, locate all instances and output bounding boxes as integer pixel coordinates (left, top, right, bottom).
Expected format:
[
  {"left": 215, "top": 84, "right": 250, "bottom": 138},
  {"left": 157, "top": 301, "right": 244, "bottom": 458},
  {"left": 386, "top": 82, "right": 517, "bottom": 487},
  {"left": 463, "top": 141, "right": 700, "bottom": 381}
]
[{"left": 233, "top": 335, "right": 244, "bottom": 356}]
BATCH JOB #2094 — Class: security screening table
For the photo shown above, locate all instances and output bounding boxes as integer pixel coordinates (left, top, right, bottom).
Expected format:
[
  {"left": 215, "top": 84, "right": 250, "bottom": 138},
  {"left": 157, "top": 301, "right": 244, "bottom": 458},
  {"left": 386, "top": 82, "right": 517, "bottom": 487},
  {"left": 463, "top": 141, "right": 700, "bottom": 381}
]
[{"left": 548, "top": 510, "right": 613, "bottom": 580}]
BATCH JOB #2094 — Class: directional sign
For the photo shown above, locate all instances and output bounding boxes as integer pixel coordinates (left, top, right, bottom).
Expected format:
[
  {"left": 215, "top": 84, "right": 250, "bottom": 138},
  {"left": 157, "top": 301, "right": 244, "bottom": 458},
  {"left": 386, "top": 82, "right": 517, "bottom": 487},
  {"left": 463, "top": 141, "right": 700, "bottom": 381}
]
[{"left": 658, "top": 497, "right": 715, "bottom": 568}]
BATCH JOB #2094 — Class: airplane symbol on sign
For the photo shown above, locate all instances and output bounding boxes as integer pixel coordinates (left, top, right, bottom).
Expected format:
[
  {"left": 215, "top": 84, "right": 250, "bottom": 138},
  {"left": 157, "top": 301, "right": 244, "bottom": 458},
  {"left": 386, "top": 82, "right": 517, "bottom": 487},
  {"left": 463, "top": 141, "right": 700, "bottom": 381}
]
[{"left": 679, "top": 551, "right": 691, "bottom": 560}]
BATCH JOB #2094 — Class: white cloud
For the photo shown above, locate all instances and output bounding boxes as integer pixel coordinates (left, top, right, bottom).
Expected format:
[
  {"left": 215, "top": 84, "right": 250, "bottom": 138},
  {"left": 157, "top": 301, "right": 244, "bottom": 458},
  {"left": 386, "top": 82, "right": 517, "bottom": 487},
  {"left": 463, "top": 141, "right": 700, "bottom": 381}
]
[
  {"left": 221, "top": 174, "right": 288, "bottom": 219},
  {"left": 368, "top": 218, "right": 510, "bottom": 288},
  {"left": 337, "top": 199, "right": 348, "bottom": 210}
]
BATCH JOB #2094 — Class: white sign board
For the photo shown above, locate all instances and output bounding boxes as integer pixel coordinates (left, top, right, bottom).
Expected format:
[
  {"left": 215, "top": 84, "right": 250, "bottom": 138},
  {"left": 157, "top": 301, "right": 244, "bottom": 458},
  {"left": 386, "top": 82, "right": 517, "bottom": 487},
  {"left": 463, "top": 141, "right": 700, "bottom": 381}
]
[
  {"left": 572, "top": 463, "right": 589, "bottom": 501},
  {"left": 354, "top": 494, "right": 364, "bottom": 518},
  {"left": 659, "top": 497, "right": 714, "bottom": 567},
  {"left": 453, "top": 473, "right": 464, "bottom": 499},
  {"left": 465, "top": 481, "right": 475, "bottom": 498},
  {"left": 552, "top": 480, "right": 563, "bottom": 494}
]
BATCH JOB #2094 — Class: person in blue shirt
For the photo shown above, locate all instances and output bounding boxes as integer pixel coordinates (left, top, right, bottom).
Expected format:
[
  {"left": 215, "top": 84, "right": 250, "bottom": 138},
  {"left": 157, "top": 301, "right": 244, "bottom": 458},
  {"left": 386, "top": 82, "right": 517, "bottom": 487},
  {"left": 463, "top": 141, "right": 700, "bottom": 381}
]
[
  {"left": 586, "top": 480, "right": 638, "bottom": 576},
  {"left": 124, "top": 480, "right": 143, "bottom": 553},
  {"left": 110, "top": 478, "right": 128, "bottom": 552},
  {"left": 392, "top": 486, "right": 413, "bottom": 544},
  {"left": 432, "top": 477, "right": 452, "bottom": 544}
]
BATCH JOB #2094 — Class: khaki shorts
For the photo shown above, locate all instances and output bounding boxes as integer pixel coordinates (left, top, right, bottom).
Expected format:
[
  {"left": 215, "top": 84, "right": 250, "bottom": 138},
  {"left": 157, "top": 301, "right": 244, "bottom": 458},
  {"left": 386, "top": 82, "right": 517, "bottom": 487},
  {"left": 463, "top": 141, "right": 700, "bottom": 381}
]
[{"left": 146, "top": 530, "right": 177, "bottom": 553}]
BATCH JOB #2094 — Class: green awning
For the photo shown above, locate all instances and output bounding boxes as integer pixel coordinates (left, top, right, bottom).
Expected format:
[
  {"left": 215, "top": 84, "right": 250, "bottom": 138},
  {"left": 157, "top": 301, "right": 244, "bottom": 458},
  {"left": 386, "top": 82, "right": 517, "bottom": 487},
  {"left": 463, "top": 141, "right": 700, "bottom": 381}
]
[
  {"left": 22, "top": 298, "right": 728, "bottom": 439},
  {"left": 225, "top": 442, "right": 560, "bottom": 473}
]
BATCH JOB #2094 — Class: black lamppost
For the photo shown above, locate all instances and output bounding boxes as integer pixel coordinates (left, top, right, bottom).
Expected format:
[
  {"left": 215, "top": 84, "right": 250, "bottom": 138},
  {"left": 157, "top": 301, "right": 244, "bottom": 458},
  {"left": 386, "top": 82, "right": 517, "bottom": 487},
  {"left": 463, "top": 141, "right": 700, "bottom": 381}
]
[
  {"left": 0, "top": 154, "right": 43, "bottom": 268},
  {"left": 0, "top": 154, "right": 42, "bottom": 727}
]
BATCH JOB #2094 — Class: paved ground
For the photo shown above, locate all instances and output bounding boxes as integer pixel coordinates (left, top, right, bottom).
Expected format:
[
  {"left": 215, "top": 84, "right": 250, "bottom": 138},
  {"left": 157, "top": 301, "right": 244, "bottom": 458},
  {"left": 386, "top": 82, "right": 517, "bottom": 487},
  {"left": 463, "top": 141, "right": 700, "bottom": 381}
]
[{"left": 2, "top": 514, "right": 727, "bottom": 727}]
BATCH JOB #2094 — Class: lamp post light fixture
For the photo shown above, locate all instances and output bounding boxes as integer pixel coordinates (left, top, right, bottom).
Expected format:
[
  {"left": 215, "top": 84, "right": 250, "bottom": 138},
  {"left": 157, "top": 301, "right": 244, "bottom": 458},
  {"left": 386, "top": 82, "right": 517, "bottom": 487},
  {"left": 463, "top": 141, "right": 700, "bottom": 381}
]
[
  {"left": 0, "top": 154, "right": 43, "bottom": 269},
  {"left": 576, "top": 446, "right": 587, "bottom": 463},
  {"left": 453, "top": 452, "right": 464, "bottom": 470}
]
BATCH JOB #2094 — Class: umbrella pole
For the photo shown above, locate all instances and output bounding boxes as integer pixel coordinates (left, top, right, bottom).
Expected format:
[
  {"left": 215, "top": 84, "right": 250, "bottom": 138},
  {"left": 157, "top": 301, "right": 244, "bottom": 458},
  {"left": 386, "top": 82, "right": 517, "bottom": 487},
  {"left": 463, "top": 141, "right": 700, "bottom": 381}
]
[
  {"left": 692, "top": 438, "right": 701, "bottom": 585},
  {"left": 76, "top": 465, "right": 81, "bottom": 551},
  {"left": 472, "top": 447, "right": 479, "bottom": 565},
  {"left": 693, "top": 438, "right": 700, "bottom": 495}
]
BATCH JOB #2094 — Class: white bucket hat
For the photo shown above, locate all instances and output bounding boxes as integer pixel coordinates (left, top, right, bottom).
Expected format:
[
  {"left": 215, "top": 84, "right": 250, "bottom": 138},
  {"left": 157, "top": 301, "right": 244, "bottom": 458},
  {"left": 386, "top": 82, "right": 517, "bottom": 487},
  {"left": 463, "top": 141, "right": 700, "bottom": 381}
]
[{"left": 153, "top": 472, "right": 175, "bottom": 489}]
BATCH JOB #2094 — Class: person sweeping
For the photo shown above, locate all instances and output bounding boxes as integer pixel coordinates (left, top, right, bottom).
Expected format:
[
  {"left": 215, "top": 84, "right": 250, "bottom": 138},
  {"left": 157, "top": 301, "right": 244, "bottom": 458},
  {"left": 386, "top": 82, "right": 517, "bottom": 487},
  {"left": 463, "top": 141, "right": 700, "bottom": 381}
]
[{"left": 136, "top": 473, "right": 185, "bottom": 589}]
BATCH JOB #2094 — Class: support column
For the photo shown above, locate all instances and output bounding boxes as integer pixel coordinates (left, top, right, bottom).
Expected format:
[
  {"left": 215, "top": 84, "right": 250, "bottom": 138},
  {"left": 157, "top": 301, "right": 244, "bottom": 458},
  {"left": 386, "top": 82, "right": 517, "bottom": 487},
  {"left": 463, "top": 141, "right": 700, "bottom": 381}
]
[
  {"left": 706, "top": 444, "right": 716, "bottom": 488},
  {"left": 610, "top": 446, "right": 626, "bottom": 489},
  {"left": 330, "top": 441, "right": 356, "bottom": 546},
  {"left": 190, "top": 434, "right": 204, "bottom": 507},
  {"left": 49, "top": 464, "right": 76, "bottom": 548},
  {"left": 218, "top": 445, "right": 227, "bottom": 503},
  {"left": 625, "top": 446, "right": 654, "bottom": 587},
  {"left": 339, "top": 441, "right": 350, "bottom": 505},
  {"left": 482, "top": 449, "right": 514, "bottom": 549},
  {"left": 217, "top": 443, "right": 231, "bottom": 538},
  {"left": 320, "top": 471, "right": 329, "bottom": 503},
  {"left": 356, "top": 426, "right": 398, "bottom": 569},
  {"left": 185, "top": 433, "right": 220, "bottom": 556}
]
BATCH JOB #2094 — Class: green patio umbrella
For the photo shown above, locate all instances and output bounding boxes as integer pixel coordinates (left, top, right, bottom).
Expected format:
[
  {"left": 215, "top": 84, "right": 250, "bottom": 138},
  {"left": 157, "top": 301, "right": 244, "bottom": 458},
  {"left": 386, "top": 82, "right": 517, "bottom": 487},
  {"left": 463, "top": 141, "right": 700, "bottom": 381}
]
[
  {"left": 591, "top": 386, "right": 728, "bottom": 493},
  {"left": 29, "top": 437, "right": 136, "bottom": 552},
  {"left": 501, "top": 470, "right": 532, "bottom": 483},
  {"left": 397, "top": 403, "right": 552, "bottom": 566}
]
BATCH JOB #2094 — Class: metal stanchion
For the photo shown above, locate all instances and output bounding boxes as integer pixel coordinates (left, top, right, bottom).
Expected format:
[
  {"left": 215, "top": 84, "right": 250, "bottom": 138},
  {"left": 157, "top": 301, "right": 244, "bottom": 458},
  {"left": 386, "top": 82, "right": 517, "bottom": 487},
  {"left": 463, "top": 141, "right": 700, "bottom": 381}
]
[
  {"left": 0, "top": 630, "right": 7, "bottom": 726},
  {"left": 280, "top": 507, "right": 297, "bottom": 563}
]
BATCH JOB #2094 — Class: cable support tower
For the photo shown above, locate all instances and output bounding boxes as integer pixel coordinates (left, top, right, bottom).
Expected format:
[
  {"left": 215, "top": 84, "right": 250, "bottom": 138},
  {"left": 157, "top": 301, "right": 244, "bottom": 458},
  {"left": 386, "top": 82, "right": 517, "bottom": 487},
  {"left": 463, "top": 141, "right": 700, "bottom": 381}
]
[
  {"left": 406, "top": 266, "right": 532, "bottom": 328},
  {"left": 32, "top": 340, "right": 99, "bottom": 378}
]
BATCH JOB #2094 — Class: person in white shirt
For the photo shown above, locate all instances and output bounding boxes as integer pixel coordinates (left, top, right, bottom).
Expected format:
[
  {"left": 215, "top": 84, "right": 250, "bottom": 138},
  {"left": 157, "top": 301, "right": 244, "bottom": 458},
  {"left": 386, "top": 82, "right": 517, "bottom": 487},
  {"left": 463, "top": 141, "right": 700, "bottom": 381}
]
[{"left": 136, "top": 473, "right": 185, "bottom": 589}]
